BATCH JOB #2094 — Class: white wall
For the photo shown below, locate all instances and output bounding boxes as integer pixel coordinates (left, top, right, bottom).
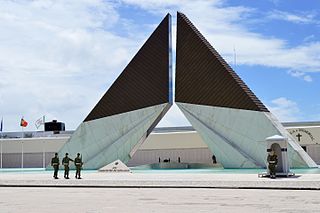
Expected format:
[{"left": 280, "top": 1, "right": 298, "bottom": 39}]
[{"left": 1, "top": 124, "right": 320, "bottom": 168}]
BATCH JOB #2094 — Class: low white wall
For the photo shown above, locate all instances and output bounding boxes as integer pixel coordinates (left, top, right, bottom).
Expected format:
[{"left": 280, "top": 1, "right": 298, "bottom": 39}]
[{"left": 1, "top": 125, "right": 319, "bottom": 168}]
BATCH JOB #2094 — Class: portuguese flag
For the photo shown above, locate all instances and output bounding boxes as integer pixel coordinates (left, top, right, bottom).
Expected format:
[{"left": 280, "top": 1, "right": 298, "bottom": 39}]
[{"left": 20, "top": 118, "right": 28, "bottom": 127}]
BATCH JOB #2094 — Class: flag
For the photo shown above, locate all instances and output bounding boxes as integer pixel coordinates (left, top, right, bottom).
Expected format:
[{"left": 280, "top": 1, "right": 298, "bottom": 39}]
[
  {"left": 20, "top": 118, "right": 28, "bottom": 127},
  {"left": 35, "top": 115, "right": 45, "bottom": 129},
  {"left": 0, "top": 117, "right": 3, "bottom": 132}
]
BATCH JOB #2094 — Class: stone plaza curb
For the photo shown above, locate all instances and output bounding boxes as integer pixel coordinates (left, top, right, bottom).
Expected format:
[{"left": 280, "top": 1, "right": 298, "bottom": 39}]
[
  {"left": 1, "top": 172, "right": 320, "bottom": 190},
  {"left": 1, "top": 180, "right": 320, "bottom": 190}
]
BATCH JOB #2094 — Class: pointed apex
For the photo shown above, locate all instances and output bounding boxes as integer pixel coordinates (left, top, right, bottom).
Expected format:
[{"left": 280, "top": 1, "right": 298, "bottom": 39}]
[
  {"left": 175, "top": 13, "right": 268, "bottom": 112},
  {"left": 177, "top": 11, "right": 185, "bottom": 18},
  {"left": 84, "top": 14, "right": 172, "bottom": 122}
]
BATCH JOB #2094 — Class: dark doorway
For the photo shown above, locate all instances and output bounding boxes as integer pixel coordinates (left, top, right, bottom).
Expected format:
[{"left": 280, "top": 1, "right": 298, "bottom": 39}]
[{"left": 271, "top": 143, "right": 282, "bottom": 172}]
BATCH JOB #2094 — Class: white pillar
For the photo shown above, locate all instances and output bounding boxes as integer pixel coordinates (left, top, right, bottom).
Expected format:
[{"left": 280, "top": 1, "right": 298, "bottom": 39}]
[
  {"left": 21, "top": 141, "right": 24, "bottom": 169},
  {"left": 42, "top": 141, "right": 45, "bottom": 168}
]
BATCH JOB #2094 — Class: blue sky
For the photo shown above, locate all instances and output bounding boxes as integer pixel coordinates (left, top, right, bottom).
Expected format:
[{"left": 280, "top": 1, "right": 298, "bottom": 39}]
[{"left": 0, "top": 0, "right": 319, "bottom": 131}]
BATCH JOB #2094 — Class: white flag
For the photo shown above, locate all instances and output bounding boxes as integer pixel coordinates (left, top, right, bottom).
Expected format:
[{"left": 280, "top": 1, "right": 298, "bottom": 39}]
[{"left": 35, "top": 116, "right": 45, "bottom": 129}]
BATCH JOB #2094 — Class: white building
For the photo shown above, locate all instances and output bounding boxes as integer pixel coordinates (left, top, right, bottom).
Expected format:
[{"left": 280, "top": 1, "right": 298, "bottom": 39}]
[{"left": 1, "top": 121, "right": 319, "bottom": 168}]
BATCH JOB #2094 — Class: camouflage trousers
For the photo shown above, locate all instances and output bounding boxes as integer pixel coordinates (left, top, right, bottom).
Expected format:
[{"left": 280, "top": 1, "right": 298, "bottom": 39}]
[
  {"left": 268, "top": 164, "right": 276, "bottom": 177},
  {"left": 53, "top": 166, "right": 59, "bottom": 178},
  {"left": 75, "top": 166, "right": 82, "bottom": 178},
  {"left": 64, "top": 165, "right": 70, "bottom": 178}
]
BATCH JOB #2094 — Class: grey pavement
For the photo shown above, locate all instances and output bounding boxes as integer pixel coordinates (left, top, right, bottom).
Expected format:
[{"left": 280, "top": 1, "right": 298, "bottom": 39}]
[
  {"left": 0, "top": 171, "right": 320, "bottom": 189},
  {"left": 0, "top": 187, "right": 319, "bottom": 213},
  {"left": 1, "top": 171, "right": 320, "bottom": 212}
]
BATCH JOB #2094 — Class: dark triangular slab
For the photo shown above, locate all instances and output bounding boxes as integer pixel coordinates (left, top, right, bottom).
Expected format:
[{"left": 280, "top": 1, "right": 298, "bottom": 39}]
[
  {"left": 175, "top": 12, "right": 268, "bottom": 112},
  {"left": 85, "top": 14, "right": 172, "bottom": 122}
]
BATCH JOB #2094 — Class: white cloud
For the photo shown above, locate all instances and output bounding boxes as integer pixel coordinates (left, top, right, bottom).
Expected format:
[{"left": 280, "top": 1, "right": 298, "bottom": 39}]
[
  {"left": 267, "top": 97, "right": 301, "bottom": 122},
  {"left": 268, "top": 0, "right": 280, "bottom": 6},
  {"left": 267, "top": 10, "right": 318, "bottom": 24},
  {"left": 303, "top": 75, "right": 313, "bottom": 82},
  {"left": 304, "top": 34, "right": 316, "bottom": 43},
  {"left": 287, "top": 70, "right": 313, "bottom": 82},
  {"left": 1, "top": 0, "right": 319, "bottom": 131},
  {"left": 0, "top": 0, "right": 144, "bottom": 131},
  {"left": 120, "top": 0, "right": 320, "bottom": 74}
]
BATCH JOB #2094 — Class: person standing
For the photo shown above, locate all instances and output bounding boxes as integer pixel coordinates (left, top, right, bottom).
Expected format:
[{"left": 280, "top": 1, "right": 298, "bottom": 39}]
[
  {"left": 212, "top": 155, "right": 216, "bottom": 164},
  {"left": 74, "top": 153, "right": 83, "bottom": 179},
  {"left": 62, "top": 153, "right": 73, "bottom": 179},
  {"left": 267, "top": 150, "right": 278, "bottom": 179},
  {"left": 51, "top": 153, "right": 60, "bottom": 179}
]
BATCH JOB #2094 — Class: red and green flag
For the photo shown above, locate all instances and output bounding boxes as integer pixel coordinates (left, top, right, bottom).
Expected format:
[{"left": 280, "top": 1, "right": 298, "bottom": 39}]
[{"left": 20, "top": 118, "right": 28, "bottom": 127}]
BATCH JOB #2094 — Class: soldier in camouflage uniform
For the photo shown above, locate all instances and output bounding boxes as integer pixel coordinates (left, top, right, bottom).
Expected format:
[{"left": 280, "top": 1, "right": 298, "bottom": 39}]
[
  {"left": 267, "top": 150, "right": 278, "bottom": 179},
  {"left": 51, "top": 153, "right": 60, "bottom": 179},
  {"left": 62, "top": 153, "right": 73, "bottom": 179},
  {"left": 74, "top": 153, "right": 83, "bottom": 179}
]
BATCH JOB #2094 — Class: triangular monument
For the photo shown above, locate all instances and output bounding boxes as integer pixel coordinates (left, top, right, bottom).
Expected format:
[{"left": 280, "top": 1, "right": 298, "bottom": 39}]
[
  {"left": 175, "top": 12, "right": 316, "bottom": 168},
  {"left": 54, "top": 14, "right": 173, "bottom": 169},
  {"left": 52, "top": 12, "right": 316, "bottom": 170}
]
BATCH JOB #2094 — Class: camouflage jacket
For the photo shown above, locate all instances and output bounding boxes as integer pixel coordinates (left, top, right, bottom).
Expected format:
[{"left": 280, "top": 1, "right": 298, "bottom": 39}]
[
  {"left": 62, "top": 157, "right": 73, "bottom": 166},
  {"left": 51, "top": 157, "right": 60, "bottom": 166},
  {"left": 267, "top": 154, "right": 278, "bottom": 165},
  {"left": 74, "top": 157, "right": 83, "bottom": 167}
]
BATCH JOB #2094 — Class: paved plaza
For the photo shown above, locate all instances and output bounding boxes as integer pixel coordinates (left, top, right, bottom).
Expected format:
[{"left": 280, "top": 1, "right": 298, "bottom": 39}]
[
  {"left": 0, "top": 171, "right": 320, "bottom": 212},
  {"left": 0, "top": 187, "right": 319, "bottom": 213},
  {"left": 1, "top": 171, "right": 320, "bottom": 189}
]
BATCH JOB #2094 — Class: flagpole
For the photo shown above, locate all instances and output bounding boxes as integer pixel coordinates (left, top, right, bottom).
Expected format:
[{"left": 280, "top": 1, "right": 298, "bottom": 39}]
[
  {"left": 43, "top": 115, "right": 45, "bottom": 132},
  {"left": 42, "top": 116, "right": 46, "bottom": 168},
  {"left": 21, "top": 125, "right": 24, "bottom": 169},
  {"left": 21, "top": 141, "right": 24, "bottom": 169},
  {"left": 0, "top": 117, "right": 2, "bottom": 169},
  {"left": 1, "top": 140, "right": 2, "bottom": 169},
  {"left": 42, "top": 140, "right": 45, "bottom": 168},
  {"left": 0, "top": 117, "right": 2, "bottom": 138}
]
